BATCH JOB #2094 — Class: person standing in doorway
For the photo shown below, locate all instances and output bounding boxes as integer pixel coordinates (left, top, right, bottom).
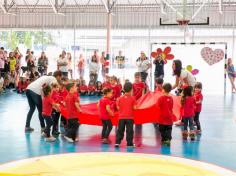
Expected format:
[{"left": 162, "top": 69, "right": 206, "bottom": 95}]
[
  {"left": 78, "top": 54, "right": 85, "bottom": 80},
  {"left": 153, "top": 54, "right": 164, "bottom": 80},
  {"left": 115, "top": 51, "right": 125, "bottom": 69},
  {"left": 38, "top": 52, "right": 48, "bottom": 76},
  {"left": 57, "top": 50, "right": 68, "bottom": 78},
  {"left": 89, "top": 51, "right": 100, "bottom": 84},
  {"left": 136, "top": 51, "right": 151, "bottom": 83},
  {"left": 67, "top": 52, "right": 73, "bottom": 79},
  {"left": 227, "top": 58, "right": 236, "bottom": 93},
  {"left": 100, "top": 51, "right": 107, "bottom": 80}
]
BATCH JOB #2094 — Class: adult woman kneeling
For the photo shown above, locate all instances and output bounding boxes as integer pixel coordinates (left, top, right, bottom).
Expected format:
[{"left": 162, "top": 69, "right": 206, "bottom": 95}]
[{"left": 172, "top": 60, "right": 196, "bottom": 95}]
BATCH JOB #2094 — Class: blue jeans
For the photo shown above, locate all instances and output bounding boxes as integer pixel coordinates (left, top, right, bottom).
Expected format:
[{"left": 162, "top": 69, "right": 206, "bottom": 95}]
[
  {"left": 43, "top": 115, "right": 53, "bottom": 137},
  {"left": 25, "top": 89, "right": 45, "bottom": 128},
  {"left": 183, "top": 117, "right": 194, "bottom": 131}
]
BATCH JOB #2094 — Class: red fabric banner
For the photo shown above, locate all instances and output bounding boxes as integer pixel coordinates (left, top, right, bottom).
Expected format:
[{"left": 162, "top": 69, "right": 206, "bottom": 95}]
[{"left": 60, "top": 92, "right": 181, "bottom": 126}]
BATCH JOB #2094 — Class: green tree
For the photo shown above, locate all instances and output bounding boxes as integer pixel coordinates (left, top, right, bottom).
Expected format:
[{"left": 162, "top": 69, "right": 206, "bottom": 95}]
[
  {"left": 7, "top": 31, "right": 19, "bottom": 50},
  {"left": 24, "top": 32, "right": 32, "bottom": 49}
]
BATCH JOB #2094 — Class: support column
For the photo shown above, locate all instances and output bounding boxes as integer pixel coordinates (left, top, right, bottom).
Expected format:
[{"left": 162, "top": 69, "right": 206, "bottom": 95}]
[
  {"left": 73, "top": 14, "right": 76, "bottom": 79},
  {"left": 106, "top": 12, "right": 112, "bottom": 72}
]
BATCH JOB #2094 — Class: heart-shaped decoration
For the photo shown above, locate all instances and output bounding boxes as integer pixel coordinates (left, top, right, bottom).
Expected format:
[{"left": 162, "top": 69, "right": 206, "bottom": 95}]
[{"left": 201, "top": 47, "right": 224, "bottom": 66}]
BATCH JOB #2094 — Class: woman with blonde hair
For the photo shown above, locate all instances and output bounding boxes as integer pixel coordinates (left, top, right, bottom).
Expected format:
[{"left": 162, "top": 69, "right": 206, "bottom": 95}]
[
  {"left": 227, "top": 58, "right": 236, "bottom": 93},
  {"left": 136, "top": 51, "right": 151, "bottom": 83}
]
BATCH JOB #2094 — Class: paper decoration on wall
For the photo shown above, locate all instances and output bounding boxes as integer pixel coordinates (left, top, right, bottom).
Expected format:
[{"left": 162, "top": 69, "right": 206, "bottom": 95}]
[
  {"left": 151, "top": 46, "right": 174, "bottom": 64},
  {"left": 201, "top": 47, "right": 224, "bottom": 65},
  {"left": 186, "top": 65, "right": 199, "bottom": 75}
]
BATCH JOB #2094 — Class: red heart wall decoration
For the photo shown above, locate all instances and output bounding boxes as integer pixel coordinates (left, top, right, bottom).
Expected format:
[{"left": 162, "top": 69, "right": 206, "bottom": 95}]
[{"left": 201, "top": 47, "right": 224, "bottom": 66}]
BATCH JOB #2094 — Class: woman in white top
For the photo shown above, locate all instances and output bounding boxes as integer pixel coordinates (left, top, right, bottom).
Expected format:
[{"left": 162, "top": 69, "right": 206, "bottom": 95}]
[
  {"left": 25, "top": 71, "right": 62, "bottom": 132},
  {"left": 136, "top": 51, "right": 151, "bottom": 82},
  {"left": 172, "top": 60, "right": 196, "bottom": 95},
  {"left": 67, "top": 52, "right": 73, "bottom": 79},
  {"left": 89, "top": 54, "right": 100, "bottom": 83},
  {"left": 78, "top": 54, "right": 85, "bottom": 80},
  {"left": 57, "top": 51, "right": 68, "bottom": 78}
]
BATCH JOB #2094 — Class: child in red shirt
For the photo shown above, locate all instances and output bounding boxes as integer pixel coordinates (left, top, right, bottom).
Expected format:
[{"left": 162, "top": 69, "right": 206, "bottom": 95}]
[
  {"left": 58, "top": 83, "right": 68, "bottom": 128},
  {"left": 157, "top": 83, "right": 174, "bottom": 146},
  {"left": 51, "top": 84, "right": 61, "bottom": 136},
  {"left": 42, "top": 84, "right": 60, "bottom": 142},
  {"left": 116, "top": 78, "right": 122, "bottom": 97},
  {"left": 97, "top": 88, "right": 114, "bottom": 144},
  {"left": 102, "top": 75, "right": 111, "bottom": 89},
  {"left": 79, "top": 80, "right": 88, "bottom": 96},
  {"left": 88, "top": 80, "right": 96, "bottom": 96},
  {"left": 181, "top": 86, "right": 195, "bottom": 140},
  {"left": 132, "top": 72, "right": 145, "bottom": 100},
  {"left": 194, "top": 82, "right": 203, "bottom": 134},
  {"left": 95, "top": 81, "right": 103, "bottom": 96},
  {"left": 110, "top": 76, "right": 119, "bottom": 100},
  {"left": 17, "top": 77, "right": 28, "bottom": 94},
  {"left": 154, "top": 78, "right": 163, "bottom": 93},
  {"left": 64, "top": 82, "right": 81, "bottom": 143},
  {"left": 115, "top": 82, "right": 136, "bottom": 148}
]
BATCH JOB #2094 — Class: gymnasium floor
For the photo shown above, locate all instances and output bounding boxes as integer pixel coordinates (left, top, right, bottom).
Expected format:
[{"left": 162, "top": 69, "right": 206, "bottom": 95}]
[{"left": 0, "top": 90, "right": 236, "bottom": 172}]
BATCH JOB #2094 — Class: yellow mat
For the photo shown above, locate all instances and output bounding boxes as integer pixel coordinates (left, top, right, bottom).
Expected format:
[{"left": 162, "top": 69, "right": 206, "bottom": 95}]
[{"left": 0, "top": 153, "right": 235, "bottom": 176}]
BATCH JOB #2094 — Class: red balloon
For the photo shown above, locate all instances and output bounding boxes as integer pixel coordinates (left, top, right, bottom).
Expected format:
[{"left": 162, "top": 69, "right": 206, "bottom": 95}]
[
  {"left": 166, "top": 54, "right": 174, "bottom": 60},
  {"left": 164, "top": 46, "right": 171, "bottom": 54}
]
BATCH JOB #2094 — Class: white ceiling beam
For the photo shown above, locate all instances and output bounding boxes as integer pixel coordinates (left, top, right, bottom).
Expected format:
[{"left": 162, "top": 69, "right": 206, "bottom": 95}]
[
  {"left": 191, "top": 1, "right": 206, "bottom": 20},
  {"left": 0, "top": 0, "right": 16, "bottom": 15},
  {"left": 48, "top": 0, "right": 65, "bottom": 16},
  {"left": 162, "top": 0, "right": 183, "bottom": 18},
  {"left": 101, "top": 0, "right": 109, "bottom": 13},
  {"left": 160, "top": 0, "right": 167, "bottom": 15},
  {"left": 48, "top": 0, "right": 58, "bottom": 14},
  {"left": 0, "top": 3, "right": 7, "bottom": 13}
]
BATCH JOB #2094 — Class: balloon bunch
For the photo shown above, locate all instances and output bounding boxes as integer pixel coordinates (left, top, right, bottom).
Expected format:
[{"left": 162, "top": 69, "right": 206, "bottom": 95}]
[{"left": 186, "top": 65, "right": 199, "bottom": 75}]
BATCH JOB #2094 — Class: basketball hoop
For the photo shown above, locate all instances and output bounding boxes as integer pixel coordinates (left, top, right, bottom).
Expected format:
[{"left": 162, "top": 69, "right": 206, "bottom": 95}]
[
  {"left": 177, "top": 19, "right": 190, "bottom": 26},
  {"left": 177, "top": 19, "right": 190, "bottom": 32}
]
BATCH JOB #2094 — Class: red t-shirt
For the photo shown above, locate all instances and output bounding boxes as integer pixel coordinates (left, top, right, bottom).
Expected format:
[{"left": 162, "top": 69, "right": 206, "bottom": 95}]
[
  {"left": 42, "top": 96, "right": 54, "bottom": 116},
  {"left": 51, "top": 90, "right": 60, "bottom": 103},
  {"left": 182, "top": 96, "right": 195, "bottom": 118},
  {"left": 65, "top": 93, "right": 80, "bottom": 119},
  {"left": 132, "top": 82, "right": 145, "bottom": 100},
  {"left": 102, "top": 82, "right": 111, "bottom": 89},
  {"left": 154, "top": 86, "right": 163, "bottom": 93},
  {"left": 194, "top": 92, "right": 203, "bottom": 112},
  {"left": 88, "top": 85, "right": 96, "bottom": 92},
  {"left": 59, "top": 88, "right": 68, "bottom": 101},
  {"left": 96, "top": 85, "right": 103, "bottom": 91},
  {"left": 157, "top": 95, "right": 174, "bottom": 125},
  {"left": 99, "top": 97, "right": 113, "bottom": 120},
  {"left": 111, "top": 84, "right": 120, "bottom": 101},
  {"left": 117, "top": 94, "right": 136, "bottom": 119},
  {"left": 18, "top": 81, "right": 27, "bottom": 91},
  {"left": 116, "top": 84, "right": 122, "bottom": 97},
  {"left": 79, "top": 85, "right": 88, "bottom": 92}
]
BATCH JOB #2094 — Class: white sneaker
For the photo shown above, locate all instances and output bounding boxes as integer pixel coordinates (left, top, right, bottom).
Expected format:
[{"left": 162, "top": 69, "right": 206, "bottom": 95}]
[
  {"left": 45, "top": 136, "right": 56, "bottom": 142},
  {"left": 64, "top": 136, "right": 74, "bottom": 143}
]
